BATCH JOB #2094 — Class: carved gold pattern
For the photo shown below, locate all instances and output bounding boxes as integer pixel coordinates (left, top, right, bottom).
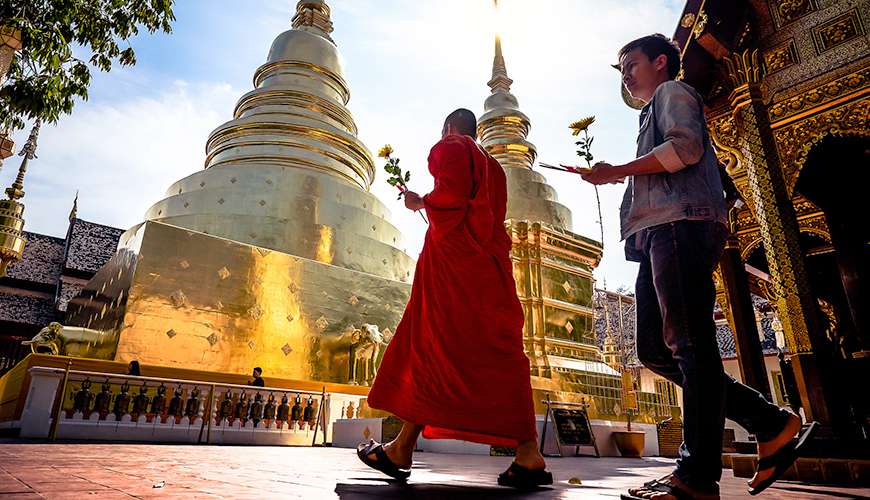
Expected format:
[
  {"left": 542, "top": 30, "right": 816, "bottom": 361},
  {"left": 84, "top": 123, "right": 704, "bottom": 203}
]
[
  {"left": 763, "top": 39, "right": 799, "bottom": 73},
  {"left": 769, "top": 68, "right": 869, "bottom": 122},
  {"left": 693, "top": 11, "right": 708, "bottom": 38},
  {"left": 724, "top": 49, "right": 763, "bottom": 88},
  {"left": 775, "top": 0, "right": 816, "bottom": 25},
  {"left": 812, "top": 9, "right": 864, "bottom": 54},
  {"left": 730, "top": 83, "right": 820, "bottom": 354},
  {"left": 681, "top": 12, "right": 696, "bottom": 29},
  {"left": 773, "top": 96, "right": 870, "bottom": 195}
]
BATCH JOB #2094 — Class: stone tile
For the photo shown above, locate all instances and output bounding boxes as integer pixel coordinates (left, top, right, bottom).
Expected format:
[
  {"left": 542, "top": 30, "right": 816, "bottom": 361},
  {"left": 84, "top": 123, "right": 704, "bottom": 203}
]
[
  {"left": 37, "top": 491, "right": 133, "bottom": 500},
  {"left": 0, "top": 480, "right": 33, "bottom": 494},
  {"left": 0, "top": 440, "right": 867, "bottom": 499}
]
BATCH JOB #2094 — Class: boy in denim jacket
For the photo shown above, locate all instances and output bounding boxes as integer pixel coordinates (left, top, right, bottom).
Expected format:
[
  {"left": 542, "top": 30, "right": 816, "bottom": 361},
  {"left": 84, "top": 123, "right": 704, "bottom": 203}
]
[{"left": 582, "top": 34, "right": 811, "bottom": 499}]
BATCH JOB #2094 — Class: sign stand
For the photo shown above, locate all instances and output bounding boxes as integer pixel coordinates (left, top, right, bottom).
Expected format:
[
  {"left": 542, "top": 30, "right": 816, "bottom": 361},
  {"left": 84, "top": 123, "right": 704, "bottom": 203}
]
[{"left": 539, "top": 395, "right": 600, "bottom": 458}]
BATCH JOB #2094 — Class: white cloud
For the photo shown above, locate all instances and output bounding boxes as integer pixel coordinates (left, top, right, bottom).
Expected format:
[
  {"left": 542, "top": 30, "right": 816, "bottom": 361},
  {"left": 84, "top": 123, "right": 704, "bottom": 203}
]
[{"left": 2, "top": 81, "right": 239, "bottom": 237}]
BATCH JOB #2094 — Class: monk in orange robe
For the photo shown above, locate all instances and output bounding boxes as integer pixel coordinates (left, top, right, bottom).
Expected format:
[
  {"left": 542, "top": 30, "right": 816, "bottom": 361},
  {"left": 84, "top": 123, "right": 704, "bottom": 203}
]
[{"left": 357, "top": 109, "right": 552, "bottom": 488}]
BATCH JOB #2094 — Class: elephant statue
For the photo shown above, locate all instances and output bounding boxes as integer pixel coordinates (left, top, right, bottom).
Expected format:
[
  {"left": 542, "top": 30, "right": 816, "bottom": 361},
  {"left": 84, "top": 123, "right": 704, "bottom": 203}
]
[{"left": 21, "top": 322, "right": 116, "bottom": 359}]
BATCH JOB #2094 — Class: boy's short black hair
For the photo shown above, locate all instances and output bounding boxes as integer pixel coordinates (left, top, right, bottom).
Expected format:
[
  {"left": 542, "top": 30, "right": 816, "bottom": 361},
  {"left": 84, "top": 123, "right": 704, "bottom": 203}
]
[
  {"left": 618, "top": 34, "right": 681, "bottom": 80},
  {"left": 253, "top": 367, "right": 262, "bottom": 373}
]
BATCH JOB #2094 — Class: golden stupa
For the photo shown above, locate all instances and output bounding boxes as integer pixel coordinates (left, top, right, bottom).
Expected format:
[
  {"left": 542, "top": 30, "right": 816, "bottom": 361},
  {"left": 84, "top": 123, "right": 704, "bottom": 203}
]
[
  {"left": 65, "top": 0, "right": 414, "bottom": 384},
  {"left": 477, "top": 36, "right": 651, "bottom": 420}
]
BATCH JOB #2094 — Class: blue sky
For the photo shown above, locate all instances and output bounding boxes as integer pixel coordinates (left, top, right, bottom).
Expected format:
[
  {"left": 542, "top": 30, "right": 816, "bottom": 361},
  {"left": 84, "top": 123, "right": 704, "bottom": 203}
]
[{"left": 2, "top": 0, "right": 686, "bottom": 291}]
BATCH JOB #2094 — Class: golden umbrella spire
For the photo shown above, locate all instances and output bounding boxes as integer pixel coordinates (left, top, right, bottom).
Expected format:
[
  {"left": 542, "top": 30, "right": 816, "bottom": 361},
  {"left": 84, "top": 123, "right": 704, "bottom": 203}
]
[
  {"left": 5, "top": 120, "right": 40, "bottom": 201},
  {"left": 477, "top": 4, "right": 573, "bottom": 229},
  {"left": 0, "top": 120, "right": 40, "bottom": 277},
  {"left": 69, "top": 190, "right": 79, "bottom": 221},
  {"left": 488, "top": 36, "right": 513, "bottom": 94},
  {"left": 291, "top": 0, "right": 334, "bottom": 42}
]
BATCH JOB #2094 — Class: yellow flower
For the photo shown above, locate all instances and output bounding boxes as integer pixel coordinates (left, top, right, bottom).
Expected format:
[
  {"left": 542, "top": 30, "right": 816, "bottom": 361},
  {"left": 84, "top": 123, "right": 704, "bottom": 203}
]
[
  {"left": 569, "top": 116, "right": 596, "bottom": 136},
  {"left": 377, "top": 144, "right": 394, "bottom": 158}
]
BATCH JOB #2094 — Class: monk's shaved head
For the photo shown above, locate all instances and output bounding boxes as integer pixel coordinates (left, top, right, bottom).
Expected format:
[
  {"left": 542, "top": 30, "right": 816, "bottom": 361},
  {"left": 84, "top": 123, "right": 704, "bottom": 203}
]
[{"left": 442, "top": 108, "right": 478, "bottom": 138}]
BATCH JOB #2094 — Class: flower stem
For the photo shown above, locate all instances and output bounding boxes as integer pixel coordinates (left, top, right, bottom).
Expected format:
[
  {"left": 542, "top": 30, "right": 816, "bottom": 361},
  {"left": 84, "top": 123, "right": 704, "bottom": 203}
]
[{"left": 583, "top": 130, "right": 605, "bottom": 248}]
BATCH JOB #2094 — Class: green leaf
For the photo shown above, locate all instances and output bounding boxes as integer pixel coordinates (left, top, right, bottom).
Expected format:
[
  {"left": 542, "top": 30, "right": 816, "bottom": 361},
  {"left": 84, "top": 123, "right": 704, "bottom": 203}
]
[{"left": 0, "top": 0, "right": 176, "bottom": 130}]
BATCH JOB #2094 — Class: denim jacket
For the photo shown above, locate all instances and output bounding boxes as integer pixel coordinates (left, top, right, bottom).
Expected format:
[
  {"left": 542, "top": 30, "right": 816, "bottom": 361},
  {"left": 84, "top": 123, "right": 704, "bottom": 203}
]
[{"left": 620, "top": 80, "right": 727, "bottom": 261}]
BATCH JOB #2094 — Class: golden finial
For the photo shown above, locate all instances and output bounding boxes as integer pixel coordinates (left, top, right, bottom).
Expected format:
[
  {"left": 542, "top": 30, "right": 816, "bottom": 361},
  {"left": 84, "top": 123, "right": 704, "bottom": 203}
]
[
  {"left": 488, "top": 36, "right": 513, "bottom": 94},
  {"left": 292, "top": 0, "right": 334, "bottom": 42},
  {"left": 6, "top": 120, "right": 40, "bottom": 201},
  {"left": 69, "top": 190, "right": 79, "bottom": 221},
  {"left": 0, "top": 120, "right": 39, "bottom": 277}
]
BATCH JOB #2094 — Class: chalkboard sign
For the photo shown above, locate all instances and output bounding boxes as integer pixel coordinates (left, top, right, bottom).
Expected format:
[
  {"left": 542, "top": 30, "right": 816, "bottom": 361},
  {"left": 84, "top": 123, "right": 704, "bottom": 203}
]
[{"left": 551, "top": 408, "right": 594, "bottom": 447}]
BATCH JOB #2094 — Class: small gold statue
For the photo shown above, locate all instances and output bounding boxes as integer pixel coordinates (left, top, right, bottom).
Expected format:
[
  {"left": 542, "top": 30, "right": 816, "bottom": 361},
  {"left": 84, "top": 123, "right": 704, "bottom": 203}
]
[
  {"left": 21, "top": 322, "right": 64, "bottom": 355},
  {"left": 20, "top": 321, "right": 113, "bottom": 358},
  {"left": 349, "top": 324, "right": 393, "bottom": 386}
]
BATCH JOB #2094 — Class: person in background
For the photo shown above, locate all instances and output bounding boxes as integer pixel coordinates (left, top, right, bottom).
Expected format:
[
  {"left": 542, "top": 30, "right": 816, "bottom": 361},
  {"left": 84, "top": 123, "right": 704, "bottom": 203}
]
[
  {"left": 249, "top": 367, "right": 265, "bottom": 387},
  {"left": 127, "top": 360, "right": 141, "bottom": 377}
]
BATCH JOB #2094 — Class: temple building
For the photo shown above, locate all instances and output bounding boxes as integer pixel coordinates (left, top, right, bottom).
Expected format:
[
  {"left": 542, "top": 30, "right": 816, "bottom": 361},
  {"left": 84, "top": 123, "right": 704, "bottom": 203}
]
[
  {"left": 663, "top": 0, "right": 869, "bottom": 472},
  {"left": 0, "top": 212, "right": 122, "bottom": 373}
]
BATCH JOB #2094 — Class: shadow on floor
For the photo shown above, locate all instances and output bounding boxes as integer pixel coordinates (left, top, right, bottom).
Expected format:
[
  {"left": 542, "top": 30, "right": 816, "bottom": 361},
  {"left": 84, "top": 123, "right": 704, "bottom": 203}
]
[{"left": 335, "top": 479, "right": 555, "bottom": 499}]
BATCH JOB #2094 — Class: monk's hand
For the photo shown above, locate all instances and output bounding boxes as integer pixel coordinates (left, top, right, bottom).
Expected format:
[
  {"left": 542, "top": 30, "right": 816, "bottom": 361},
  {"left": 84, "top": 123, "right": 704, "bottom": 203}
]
[
  {"left": 404, "top": 191, "right": 424, "bottom": 211},
  {"left": 580, "top": 162, "right": 625, "bottom": 185}
]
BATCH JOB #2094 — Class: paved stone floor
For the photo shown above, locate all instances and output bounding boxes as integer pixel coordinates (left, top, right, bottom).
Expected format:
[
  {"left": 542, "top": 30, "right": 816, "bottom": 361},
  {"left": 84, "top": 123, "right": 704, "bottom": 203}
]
[{"left": 0, "top": 441, "right": 867, "bottom": 499}]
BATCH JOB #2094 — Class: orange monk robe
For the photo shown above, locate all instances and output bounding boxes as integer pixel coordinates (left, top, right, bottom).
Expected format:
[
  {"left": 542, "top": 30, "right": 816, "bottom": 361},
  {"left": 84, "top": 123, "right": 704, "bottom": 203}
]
[{"left": 367, "top": 134, "right": 537, "bottom": 447}]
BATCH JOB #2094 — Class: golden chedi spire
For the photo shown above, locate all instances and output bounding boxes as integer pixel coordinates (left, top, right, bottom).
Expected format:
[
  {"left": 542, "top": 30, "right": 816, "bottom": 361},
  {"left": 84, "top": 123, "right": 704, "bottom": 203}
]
[
  {"left": 477, "top": 35, "right": 573, "bottom": 229},
  {"left": 144, "top": 0, "right": 413, "bottom": 282},
  {"left": 0, "top": 120, "right": 39, "bottom": 277},
  {"left": 291, "top": 0, "right": 334, "bottom": 42}
]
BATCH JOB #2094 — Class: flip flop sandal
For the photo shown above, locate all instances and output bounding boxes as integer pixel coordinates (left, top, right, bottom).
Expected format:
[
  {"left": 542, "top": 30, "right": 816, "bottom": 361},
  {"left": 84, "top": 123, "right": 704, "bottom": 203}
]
[
  {"left": 620, "top": 479, "right": 705, "bottom": 500},
  {"left": 748, "top": 421, "right": 819, "bottom": 496},
  {"left": 497, "top": 462, "right": 553, "bottom": 489},
  {"left": 356, "top": 439, "right": 411, "bottom": 481}
]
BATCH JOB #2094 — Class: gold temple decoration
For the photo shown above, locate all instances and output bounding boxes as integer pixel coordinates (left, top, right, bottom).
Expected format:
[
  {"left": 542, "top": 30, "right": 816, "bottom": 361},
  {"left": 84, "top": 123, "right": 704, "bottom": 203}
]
[
  {"left": 763, "top": 39, "right": 799, "bottom": 74},
  {"left": 0, "top": 120, "right": 39, "bottom": 277},
  {"left": 680, "top": 12, "right": 696, "bottom": 29},
  {"left": 68, "top": 190, "right": 78, "bottom": 221},
  {"left": 724, "top": 49, "right": 823, "bottom": 359},
  {"left": 774, "top": 0, "right": 816, "bottom": 26},
  {"left": 724, "top": 49, "right": 763, "bottom": 89},
  {"left": 811, "top": 9, "right": 864, "bottom": 54},
  {"left": 65, "top": 1, "right": 414, "bottom": 383}
]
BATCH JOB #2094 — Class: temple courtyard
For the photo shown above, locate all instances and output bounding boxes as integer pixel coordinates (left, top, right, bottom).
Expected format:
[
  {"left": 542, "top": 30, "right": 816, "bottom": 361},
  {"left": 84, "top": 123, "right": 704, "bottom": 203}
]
[{"left": 0, "top": 441, "right": 866, "bottom": 499}]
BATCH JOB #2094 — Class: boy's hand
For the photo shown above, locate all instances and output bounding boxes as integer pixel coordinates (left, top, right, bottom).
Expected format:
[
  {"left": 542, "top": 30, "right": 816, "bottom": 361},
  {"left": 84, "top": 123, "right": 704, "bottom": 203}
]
[
  {"left": 580, "top": 162, "right": 626, "bottom": 185},
  {"left": 404, "top": 191, "right": 424, "bottom": 211}
]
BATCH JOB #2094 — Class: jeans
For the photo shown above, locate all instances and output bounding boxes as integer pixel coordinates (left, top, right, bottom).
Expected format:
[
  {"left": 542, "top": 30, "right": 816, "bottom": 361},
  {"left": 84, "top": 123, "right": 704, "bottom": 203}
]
[{"left": 634, "top": 220, "right": 791, "bottom": 491}]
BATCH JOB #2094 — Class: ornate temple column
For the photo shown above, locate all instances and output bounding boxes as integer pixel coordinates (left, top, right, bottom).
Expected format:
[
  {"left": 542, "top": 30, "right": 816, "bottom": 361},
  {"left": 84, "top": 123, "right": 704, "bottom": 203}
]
[
  {"left": 724, "top": 50, "right": 834, "bottom": 424},
  {"left": 719, "top": 214, "right": 771, "bottom": 400}
]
